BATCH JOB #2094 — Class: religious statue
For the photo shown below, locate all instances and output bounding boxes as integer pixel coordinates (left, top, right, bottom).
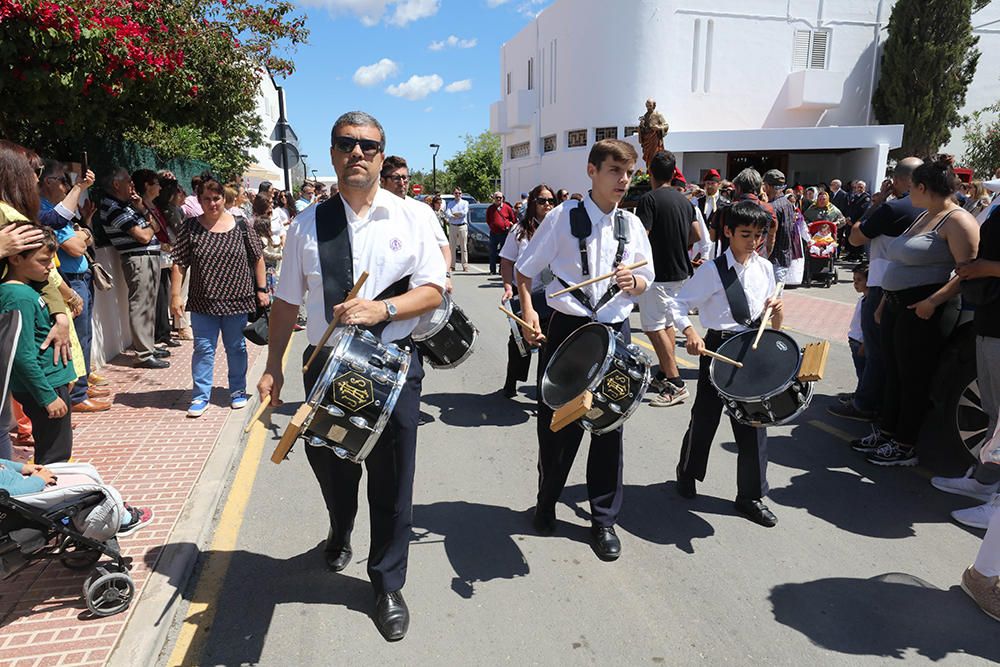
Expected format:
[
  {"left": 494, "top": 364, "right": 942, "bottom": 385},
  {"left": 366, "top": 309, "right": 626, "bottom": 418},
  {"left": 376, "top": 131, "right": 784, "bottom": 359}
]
[{"left": 638, "top": 98, "right": 669, "bottom": 170}]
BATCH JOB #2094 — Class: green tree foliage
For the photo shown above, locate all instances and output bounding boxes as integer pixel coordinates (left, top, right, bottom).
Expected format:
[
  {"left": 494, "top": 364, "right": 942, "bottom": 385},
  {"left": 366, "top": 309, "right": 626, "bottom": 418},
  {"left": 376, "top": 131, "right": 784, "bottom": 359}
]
[
  {"left": 0, "top": 1, "right": 308, "bottom": 179},
  {"left": 409, "top": 168, "right": 455, "bottom": 197},
  {"left": 872, "top": 0, "right": 980, "bottom": 157},
  {"left": 960, "top": 102, "right": 1000, "bottom": 177},
  {"left": 444, "top": 132, "right": 501, "bottom": 202}
]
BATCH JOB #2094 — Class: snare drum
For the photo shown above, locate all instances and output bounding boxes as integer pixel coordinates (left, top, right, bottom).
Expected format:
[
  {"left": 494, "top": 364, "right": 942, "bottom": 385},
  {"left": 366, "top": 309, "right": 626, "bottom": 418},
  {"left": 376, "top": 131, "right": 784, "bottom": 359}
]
[
  {"left": 301, "top": 326, "right": 410, "bottom": 463},
  {"left": 412, "top": 292, "right": 478, "bottom": 369},
  {"left": 710, "top": 329, "right": 814, "bottom": 427},
  {"left": 541, "top": 322, "right": 651, "bottom": 435},
  {"left": 504, "top": 296, "right": 529, "bottom": 358}
]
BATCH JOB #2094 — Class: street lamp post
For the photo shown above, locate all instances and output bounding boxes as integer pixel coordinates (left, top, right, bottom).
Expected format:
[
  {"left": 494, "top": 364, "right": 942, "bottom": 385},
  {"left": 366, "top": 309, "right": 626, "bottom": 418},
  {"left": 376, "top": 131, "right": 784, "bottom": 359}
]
[
  {"left": 299, "top": 154, "right": 309, "bottom": 187},
  {"left": 429, "top": 143, "right": 440, "bottom": 194}
]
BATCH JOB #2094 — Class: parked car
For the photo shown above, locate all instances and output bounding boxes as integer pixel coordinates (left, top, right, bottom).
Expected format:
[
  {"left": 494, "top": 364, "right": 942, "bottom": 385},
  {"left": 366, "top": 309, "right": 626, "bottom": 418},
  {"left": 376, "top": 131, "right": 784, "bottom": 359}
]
[{"left": 462, "top": 204, "right": 491, "bottom": 262}]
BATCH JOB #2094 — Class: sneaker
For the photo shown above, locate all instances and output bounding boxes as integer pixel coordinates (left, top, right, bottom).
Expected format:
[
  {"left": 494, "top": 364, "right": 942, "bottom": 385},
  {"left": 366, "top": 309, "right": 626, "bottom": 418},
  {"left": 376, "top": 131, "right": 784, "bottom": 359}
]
[
  {"left": 650, "top": 383, "right": 690, "bottom": 407},
  {"left": 837, "top": 392, "right": 854, "bottom": 405},
  {"left": 118, "top": 505, "right": 154, "bottom": 537},
  {"left": 827, "top": 402, "right": 876, "bottom": 422},
  {"left": 866, "top": 441, "right": 919, "bottom": 466},
  {"left": 187, "top": 400, "right": 209, "bottom": 418},
  {"left": 648, "top": 373, "right": 670, "bottom": 393},
  {"left": 931, "top": 466, "right": 1000, "bottom": 503},
  {"left": 961, "top": 566, "right": 1000, "bottom": 622},
  {"left": 293, "top": 323, "right": 305, "bottom": 331},
  {"left": 951, "top": 494, "right": 1000, "bottom": 530},
  {"left": 850, "top": 425, "right": 889, "bottom": 453},
  {"left": 231, "top": 391, "right": 250, "bottom": 410}
]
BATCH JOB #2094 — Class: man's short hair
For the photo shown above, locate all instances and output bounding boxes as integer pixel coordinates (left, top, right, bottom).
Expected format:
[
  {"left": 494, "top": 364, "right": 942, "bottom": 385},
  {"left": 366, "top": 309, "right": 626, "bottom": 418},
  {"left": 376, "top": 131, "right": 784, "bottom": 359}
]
[
  {"left": 648, "top": 151, "right": 677, "bottom": 183},
  {"left": 331, "top": 111, "right": 386, "bottom": 148},
  {"left": 723, "top": 200, "right": 771, "bottom": 232},
  {"left": 732, "top": 168, "right": 762, "bottom": 195},
  {"left": 588, "top": 139, "right": 637, "bottom": 169},
  {"left": 381, "top": 155, "right": 408, "bottom": 178}
]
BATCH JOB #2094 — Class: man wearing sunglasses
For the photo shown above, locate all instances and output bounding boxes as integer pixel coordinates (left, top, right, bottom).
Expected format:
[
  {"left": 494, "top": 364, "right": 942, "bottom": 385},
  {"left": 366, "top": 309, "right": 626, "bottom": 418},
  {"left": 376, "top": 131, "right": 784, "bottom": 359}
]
[
  {"left": 380, "top": 155, "right": 453, "bottom": 292},
  {"left": 258, "top": 111, "right": 446, "bottom": 643}
]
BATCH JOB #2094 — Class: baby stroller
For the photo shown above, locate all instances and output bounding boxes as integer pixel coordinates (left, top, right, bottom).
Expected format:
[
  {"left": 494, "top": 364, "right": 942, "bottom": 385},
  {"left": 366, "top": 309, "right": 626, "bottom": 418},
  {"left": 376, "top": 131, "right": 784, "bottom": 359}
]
[
  {"left": 0, "top": 463, "right": 135, "bottom": 617},
  {"left": 805, "top": 220, "right": 839, "bottom": 288}
]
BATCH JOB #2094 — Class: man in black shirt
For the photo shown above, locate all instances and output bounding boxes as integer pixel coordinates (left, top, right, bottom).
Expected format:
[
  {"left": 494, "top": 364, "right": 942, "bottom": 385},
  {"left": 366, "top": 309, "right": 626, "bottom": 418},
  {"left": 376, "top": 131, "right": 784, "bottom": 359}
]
[{"left": 636, "top": 151, "right": 701, "bottom": 407}]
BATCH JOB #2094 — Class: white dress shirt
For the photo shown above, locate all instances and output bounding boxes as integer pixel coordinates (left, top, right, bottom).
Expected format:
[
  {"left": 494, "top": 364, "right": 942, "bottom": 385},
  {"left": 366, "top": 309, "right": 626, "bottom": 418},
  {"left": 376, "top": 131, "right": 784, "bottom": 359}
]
[
  {"left": 670, "top": 248, "right": 776, "bottom": 333},
  {"left": 689, "top": 202, "right": 714, "bottom": 262},
  {"left": 515, "top": 195, "right": 654, "bottom": 323},
  {"left": 407, "top": 196, "right": 447, "bottom": 247},
  {"left": 446, "top": 198, "right": 469, "bottom": 225},
  {"left": 499, "top": 223, "right": 552, "bottom": 286},
  {"left": 275, "top": 188, "right": 447, "bottom": 345}
]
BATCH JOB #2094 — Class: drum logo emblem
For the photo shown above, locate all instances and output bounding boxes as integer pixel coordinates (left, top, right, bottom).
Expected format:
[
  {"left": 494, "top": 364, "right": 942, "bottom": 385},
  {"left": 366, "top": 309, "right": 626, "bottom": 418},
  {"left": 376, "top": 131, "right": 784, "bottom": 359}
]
[
  {"left": 776, "top": 340, "right": 788, "bottom": 352},
  {"left": 602, "top": 370, "right": 630, "bottom": 402},
  {"left": 333, "top": 372, "right": 374, "bottom": 411}
]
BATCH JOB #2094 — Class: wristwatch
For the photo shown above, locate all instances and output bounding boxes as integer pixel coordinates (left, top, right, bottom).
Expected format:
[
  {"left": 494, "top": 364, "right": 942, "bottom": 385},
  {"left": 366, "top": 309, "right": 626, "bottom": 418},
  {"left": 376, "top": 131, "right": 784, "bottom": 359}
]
[
  {"left": 383, "top": 300, "right": 398, "bottom": 322},
  {"left": 256, "top": 286, "right": 268, "bottom": 294}
]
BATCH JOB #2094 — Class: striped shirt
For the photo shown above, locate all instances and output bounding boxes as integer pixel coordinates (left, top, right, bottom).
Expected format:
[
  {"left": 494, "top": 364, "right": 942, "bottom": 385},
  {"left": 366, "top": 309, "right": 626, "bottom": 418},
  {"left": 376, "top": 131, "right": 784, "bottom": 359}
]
[{"left": 98, "top": 194, "right": 160, "bottom": 256}]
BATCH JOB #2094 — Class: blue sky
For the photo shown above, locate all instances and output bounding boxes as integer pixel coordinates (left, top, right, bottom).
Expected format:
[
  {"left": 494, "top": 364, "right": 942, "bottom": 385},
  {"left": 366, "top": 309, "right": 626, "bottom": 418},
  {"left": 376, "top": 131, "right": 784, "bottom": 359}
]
[{"left": 277, "top": 0, "right": 552, "bottom": 178}]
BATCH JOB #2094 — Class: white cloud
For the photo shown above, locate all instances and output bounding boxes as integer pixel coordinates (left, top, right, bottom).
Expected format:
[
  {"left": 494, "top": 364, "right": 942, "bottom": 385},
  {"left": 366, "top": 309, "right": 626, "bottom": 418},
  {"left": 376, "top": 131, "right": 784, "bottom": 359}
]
[
  {"left": 517, "top": 1, "right": 548, "bottom": 18},
  {"left": 295, "top": 0, "right": 439, "bottom": 27},
  {"left": 353, "top": 58, "right": 399, "bottom": 87},
  {"left": 386, "top": 74, "right": 443, "bottom": 100},
  {"left": 444, "top": 79, "right": 472, "bottom": 93},
  {"left": 486, "top": 0, "right": 510, "bottom": 6},
  {"left": 429, "top": 35, "right": 477, "bottom": 50},
  {"left": 424, "top": 106, "right": 433, "bottom": 113}
]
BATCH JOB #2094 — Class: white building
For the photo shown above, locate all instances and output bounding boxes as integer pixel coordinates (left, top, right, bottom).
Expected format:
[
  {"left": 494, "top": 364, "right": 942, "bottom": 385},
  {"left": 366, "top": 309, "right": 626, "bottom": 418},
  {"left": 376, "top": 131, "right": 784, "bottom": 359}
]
[{"left": 491, "top": 0, "right": 1000, "bottom": 196}]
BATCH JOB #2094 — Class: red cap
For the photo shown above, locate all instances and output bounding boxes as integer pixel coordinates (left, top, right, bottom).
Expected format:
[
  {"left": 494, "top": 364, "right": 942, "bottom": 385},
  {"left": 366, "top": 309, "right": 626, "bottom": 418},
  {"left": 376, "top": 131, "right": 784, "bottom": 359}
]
[
  {"left": 671, "top": 167, "right": 687, "bottom": 185},
  {"left": 703, "top": 169, "right": 721, "bottom": 183}
]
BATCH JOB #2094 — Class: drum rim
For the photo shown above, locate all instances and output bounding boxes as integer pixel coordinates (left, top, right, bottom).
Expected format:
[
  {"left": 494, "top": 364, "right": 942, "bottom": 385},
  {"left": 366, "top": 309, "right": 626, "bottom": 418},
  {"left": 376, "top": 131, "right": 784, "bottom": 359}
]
[
  {"left": 411, "top": 292, "right": 455, "bottom": 341},
  {"left": 541, "top": 322, "right": 615, "bottom": 409},
  {"left": 423, "top": 324, "right": 479, "bottom": 369},
  {"left": 354, "top": 343, "right": 410, "bottom": 462},
  {"left": 584, "top": 357, "right": 651, "bottom": 435},
  {"left": 503, "top": 296, "right": 529, "bottom": 358},
  {"left": 710, "top": 329, "right": 802, "bottom": 402}
]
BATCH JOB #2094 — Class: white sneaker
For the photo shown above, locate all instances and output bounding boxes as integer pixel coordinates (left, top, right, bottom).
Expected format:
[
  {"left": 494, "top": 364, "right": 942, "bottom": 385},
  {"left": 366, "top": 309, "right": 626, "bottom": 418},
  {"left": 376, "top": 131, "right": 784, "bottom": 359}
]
[
  {"left": 931, "top": 466, "right": 999, "bottom": 503},
  {"left": 951, "top": 494, "right": 1000, "bottom": 530}
]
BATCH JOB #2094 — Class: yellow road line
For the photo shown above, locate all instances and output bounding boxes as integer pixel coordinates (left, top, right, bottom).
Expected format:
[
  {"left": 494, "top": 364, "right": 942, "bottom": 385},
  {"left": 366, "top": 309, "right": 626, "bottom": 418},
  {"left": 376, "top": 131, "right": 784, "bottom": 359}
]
[
  {"left": 167, "top": 344, "right": 291, "bottom": 667},
  {"left": 808, "top": 419, "right": 854, "bottom": 443},
  {"left": 634, "top": 336, "right": 697, "bottom": 368}
]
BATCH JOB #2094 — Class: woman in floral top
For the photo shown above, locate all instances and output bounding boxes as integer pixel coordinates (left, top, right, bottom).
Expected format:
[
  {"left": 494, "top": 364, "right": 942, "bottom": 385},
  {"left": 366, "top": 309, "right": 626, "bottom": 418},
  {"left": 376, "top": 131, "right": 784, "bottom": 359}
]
[{"left": 170, "top": 177, "right": 268, "bottom": 417}]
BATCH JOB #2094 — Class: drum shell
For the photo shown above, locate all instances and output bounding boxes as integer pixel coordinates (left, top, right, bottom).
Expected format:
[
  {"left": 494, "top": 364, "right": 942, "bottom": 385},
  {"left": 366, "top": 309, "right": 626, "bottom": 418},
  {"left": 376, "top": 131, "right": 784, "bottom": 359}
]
[
  {"left": 412, "top": 293, "right": 478, "bottom": 369},
  {"left": 304, "top": 327, "right": 409, "bottom": 463},
  {"left": 506, "top": 295, "right": 529, "bottom": 358},
  {"left": 721, "top": 380, "right": 814, "bottom": 427}
]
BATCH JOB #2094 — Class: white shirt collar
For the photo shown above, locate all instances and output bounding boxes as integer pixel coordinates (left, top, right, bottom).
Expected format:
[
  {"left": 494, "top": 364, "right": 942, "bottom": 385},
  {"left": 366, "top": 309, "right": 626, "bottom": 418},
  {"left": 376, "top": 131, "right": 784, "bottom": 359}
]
[
  {"left": 340, "top": 187, "right": 393, "bottom": 225},
  {"left": 725, "top": 247, "right": 757, "bottom": 271},
  {"left": 583, "top": 192, "right": 616, "bottom": 224}
]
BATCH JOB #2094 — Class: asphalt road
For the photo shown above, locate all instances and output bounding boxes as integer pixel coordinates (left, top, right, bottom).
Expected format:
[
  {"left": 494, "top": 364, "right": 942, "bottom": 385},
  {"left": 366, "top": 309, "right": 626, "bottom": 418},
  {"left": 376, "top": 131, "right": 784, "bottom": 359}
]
[{"left": 160, "top": 265, "right": 997, "bottom": 666}]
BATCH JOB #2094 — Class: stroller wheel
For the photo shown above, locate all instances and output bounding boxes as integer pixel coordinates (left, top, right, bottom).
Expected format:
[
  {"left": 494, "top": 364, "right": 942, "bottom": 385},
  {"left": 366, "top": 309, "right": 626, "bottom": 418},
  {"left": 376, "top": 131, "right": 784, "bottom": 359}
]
[{"left": 85, "top": 570, "right": 134, "bottom": 617}]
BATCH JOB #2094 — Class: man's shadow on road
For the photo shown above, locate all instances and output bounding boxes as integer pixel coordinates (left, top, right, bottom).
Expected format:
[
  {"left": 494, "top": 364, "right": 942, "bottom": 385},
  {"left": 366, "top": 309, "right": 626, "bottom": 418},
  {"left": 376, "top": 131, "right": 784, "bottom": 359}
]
[
  {"left": 770, "top": 572, "right": 1000, "bottom": 662},
  {"left": 421, "top": 391, "right": 532, "bottom": 427}
]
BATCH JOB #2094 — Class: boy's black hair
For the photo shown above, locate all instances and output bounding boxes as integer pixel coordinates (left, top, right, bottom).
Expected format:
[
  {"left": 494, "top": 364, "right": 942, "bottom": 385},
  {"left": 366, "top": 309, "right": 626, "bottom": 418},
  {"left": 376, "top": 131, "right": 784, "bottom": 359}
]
[
  {"left": 853, "top": 263, "right": 869, "bottom": 276},
  {"left": 723, "top": 200, "right": 771, "bottom": 232}
]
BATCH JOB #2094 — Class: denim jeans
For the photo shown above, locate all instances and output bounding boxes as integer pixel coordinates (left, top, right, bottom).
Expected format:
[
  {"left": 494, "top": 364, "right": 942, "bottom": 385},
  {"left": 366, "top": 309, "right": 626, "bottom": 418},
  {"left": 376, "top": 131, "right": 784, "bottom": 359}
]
[
  {"left": 65, "top": 272, "right": 94, "bottom": 405},
  {"left": 190, "top": 311, "right": 249, "bottom": 404},
  {"left": 489, "top": 230, "right": 508, "bottom": 274},
  {"left": 852, "top": 286, "right": 883, "bottom": 413}
]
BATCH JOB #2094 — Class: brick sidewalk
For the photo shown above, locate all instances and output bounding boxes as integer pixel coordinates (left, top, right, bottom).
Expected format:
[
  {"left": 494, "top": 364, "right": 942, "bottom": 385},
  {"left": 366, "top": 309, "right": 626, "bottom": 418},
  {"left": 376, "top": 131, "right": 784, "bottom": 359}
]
[
  {"left": 0, "top": 341, "right": 262, "bottom": 667},
  {"left": 782, "top": 291, "right": 856, "bottom": 343}
]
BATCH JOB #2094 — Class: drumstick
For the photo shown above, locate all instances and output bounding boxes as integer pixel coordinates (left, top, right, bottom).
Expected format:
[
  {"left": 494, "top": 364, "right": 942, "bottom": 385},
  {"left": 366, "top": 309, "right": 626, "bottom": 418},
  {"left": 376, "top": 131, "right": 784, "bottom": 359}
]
[
  {"left": 243, "top": 400, "right": 270, "bottom": 434},
  {"left": 751, "top": 281, "right": 785, "bottom": 351},
  {"left": 549, "top": 260, "right": 649, "bottom": 297},
  {"left": 497, "top": 306, "right": 545, "bottom": 338},
  {"left": 302, "top": 271, "right": 369, "bottom": 373},
  {"left": 701, "top": 349, "right": 743, "bottom": 368}
]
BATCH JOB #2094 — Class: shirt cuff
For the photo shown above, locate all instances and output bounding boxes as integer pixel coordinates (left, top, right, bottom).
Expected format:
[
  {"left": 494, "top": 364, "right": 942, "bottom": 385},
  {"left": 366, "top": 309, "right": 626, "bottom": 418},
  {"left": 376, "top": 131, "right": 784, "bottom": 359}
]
[{"left": 54, "top": 204, "right": 76, "bottom": 221}]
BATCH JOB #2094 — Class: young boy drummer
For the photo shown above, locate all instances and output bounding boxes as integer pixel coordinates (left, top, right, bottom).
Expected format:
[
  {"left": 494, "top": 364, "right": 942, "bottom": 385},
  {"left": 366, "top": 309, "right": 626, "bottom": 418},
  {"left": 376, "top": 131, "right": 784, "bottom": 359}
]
[
  {"left": 515, "top": 139, "right": 654, "bottom": 560},
  {"left": 668, "top": 200, "right": 784, "bottom": 527}
]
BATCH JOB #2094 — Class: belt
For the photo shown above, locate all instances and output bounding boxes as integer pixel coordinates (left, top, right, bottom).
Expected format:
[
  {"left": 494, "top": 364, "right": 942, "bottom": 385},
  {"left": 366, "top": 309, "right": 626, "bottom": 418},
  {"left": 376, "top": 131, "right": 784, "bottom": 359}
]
[
  {"left": 707, "top": 328, "right": 753, "bottom": 341},
  {"left": 61, "top": 271, "right": 92, "bottom": 280},
  {"left": 449, "top": 223, "right": 467, "bottom": 227},
  {"left": 121, "top": 250, "right": 161, "bottom": 258}
]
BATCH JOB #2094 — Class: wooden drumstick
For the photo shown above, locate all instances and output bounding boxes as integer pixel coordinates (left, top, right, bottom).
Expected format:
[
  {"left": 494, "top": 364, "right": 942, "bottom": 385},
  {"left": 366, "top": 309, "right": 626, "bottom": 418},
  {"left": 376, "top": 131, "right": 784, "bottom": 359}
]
[
  {"left": 498, "top": 305, "right": 534, "bottom": 330},
  {"left": 751, "top": 281, "right": 785, "bottom": 351},
  {"left": 302, "top": 271, "right": 369, "bottom": 374},
  {"left": 549, "top": 261, "right": 648, "bottom": 297},
  {"left": 243, "top": 400, "right": 270, "bottom": 434},
  {"left": 701, "top": 349, "right": 743, "bottom": 368}
]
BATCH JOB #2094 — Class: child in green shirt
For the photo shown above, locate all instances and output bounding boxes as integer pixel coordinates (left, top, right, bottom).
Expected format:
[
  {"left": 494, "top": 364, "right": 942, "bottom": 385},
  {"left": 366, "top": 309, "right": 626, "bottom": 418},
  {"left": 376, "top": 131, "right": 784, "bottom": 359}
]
[{"left": 0, "top": 226, "right": 76, "bottom": 463}]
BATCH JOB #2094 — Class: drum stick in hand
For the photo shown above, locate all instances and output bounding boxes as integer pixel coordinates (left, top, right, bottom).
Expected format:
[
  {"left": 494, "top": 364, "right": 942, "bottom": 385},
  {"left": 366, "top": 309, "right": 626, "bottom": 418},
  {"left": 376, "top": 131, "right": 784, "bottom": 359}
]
[
  {"left": 751, "top": 281, "right": 785, "bottom": 351},
  {"left": 302, "top": 271, "right": 370, "bottom": 373},
  {"left": 243, "top": 400, "right": 270, "bottom": 434},
  {"left": 549, "top": 261, "right": 648, "bottom": 298},
  {"left": 701, "top": 349, "right": 743, "bottom": 368},
  {"left": 498, "top": 305, "right": 534, "bottom": 330}
]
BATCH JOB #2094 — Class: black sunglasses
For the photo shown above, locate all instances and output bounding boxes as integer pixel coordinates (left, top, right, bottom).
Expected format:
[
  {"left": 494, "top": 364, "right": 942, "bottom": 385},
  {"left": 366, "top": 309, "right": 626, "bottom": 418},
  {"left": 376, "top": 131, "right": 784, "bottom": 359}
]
[
  {"left": 536, "top": 197, "right": 557, "bottom": 205},
  {"left": 333, "top": 136, "right": 383, "bottom": 156}
]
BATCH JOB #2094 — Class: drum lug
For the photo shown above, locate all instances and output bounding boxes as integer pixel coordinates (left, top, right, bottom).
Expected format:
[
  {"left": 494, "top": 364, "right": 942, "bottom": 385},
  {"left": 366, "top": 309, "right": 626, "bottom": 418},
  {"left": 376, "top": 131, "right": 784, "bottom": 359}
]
[
  {"left": 627, "top": 369, "right": 643, "bottom": 381},
  {"left": 593, "top": 391, "right": 605, "bottom": 403},
  {"left": 608, "top": 402, "right": 622, "bottom": 414},
  {"left": 626, "top": 343, "right": 640, "bottom": 354},
  {"left": 349, "top": 416, "right": 370, "bottom": 431},
  {"left": 349, "top": 360, "right": 367, "bottom": 373},
  {"left": 369, "top": 355, "right": 385, "bottom": 368},
  {"left": 325, "top": 404, "right": 345, "bottom": 418},
  {"left": 614, "top": 359, "right": 626, "bottom": 371}
]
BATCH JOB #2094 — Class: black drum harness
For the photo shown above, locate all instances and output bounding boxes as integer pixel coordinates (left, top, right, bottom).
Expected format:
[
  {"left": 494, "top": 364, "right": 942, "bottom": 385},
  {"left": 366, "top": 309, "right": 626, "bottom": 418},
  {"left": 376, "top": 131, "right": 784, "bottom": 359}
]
[{"left": 554, "top": 200, "right": 630, "bottom": 318}]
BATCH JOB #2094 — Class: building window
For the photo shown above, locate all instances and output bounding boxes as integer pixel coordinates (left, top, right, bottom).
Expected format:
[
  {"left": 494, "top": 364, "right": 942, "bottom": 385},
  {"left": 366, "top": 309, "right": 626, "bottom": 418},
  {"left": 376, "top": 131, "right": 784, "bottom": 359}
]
[
  {"left": 595, "top": 126, "right": 618, "bottom": 141},
  {"left": 792, "top": 29, "right": 830, "bottom": 70},
  {"left": 506, "top": 72, "right": 511, "bottom": 95},
  {"left": 527, "top": 58, "right": 534, "bottom": 91},
  {"left": 624, "top": 126, "right": 639, "bottom": 138},
  {"left": 542, "top": 135, "right": 556, "bottom": 153},
  {"left": 509, "top": 141, "right": 530, "bottom": 159},
  {"left": 567, "top": 129, "right": 587, "bottom": 148}
]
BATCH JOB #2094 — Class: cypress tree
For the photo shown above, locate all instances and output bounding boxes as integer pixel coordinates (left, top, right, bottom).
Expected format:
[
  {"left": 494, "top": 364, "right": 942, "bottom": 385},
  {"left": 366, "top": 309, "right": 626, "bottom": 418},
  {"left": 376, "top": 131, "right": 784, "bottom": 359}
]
[{"left": 873, "top": 0, "right": 981, "bottom": 157}]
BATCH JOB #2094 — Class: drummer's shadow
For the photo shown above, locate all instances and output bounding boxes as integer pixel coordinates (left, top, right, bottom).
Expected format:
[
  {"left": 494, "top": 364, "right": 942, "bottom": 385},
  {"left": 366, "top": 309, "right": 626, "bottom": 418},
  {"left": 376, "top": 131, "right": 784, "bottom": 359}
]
[
  {"left": 562, "top": 483, "right": 728, "bottom": 554},
  {"left": 421, "top": 391, "right": 533, "bottom": 428}
]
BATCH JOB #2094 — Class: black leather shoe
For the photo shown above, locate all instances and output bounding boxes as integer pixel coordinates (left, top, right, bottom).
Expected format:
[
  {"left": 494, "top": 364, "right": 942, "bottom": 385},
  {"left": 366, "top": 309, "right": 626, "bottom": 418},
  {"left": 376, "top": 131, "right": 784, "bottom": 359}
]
[
  {"left": 374, "top": 590, "right": 409, "bottom": 642},
  {"left": 676, "top": 472, "right": 697, "bottom": 499},
  {"left": 325, "top": 528, "right": 352, "bottom": 572},
  {"left": 136, "top": 357, "right": 170, "bottom": 369},
  {"left": 589, "top": 525, "right": 621, "bottom": 561},
  {"left": 153, "top": 348, "right": 171, "bottom": 358},
  {"left": 532, "top": 506, "right": 556, "bottom": 536},
  {"left": 734, "top": 498, "right": 778, "bottom": 527}
]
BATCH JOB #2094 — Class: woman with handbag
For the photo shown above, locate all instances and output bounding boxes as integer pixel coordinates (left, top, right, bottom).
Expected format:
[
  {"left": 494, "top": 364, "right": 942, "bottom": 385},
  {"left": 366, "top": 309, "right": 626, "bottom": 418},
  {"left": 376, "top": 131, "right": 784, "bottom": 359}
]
[{"left": 170, "top": 176, "right": 268, "bottom": 418}]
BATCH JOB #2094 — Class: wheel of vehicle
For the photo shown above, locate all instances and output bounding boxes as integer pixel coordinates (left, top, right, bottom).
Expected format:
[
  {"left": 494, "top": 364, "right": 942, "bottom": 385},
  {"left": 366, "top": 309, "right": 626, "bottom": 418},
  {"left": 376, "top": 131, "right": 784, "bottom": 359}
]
[
  {"left": 85, "top": 571, "right": 134, "bottom": 617},
  {"left": 946, "top": 369, "right": 990, "bottom": 463}
]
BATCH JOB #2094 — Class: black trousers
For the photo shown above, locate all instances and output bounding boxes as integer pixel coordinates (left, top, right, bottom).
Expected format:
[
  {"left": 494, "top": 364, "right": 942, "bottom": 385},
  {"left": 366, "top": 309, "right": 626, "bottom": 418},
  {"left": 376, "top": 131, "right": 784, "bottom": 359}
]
[
  {"left": 155, "top": 267, "right": 172, "bottom": 344},
  {"left": 535, "top": 312, "right": 628, "bottom": 527},
  {"left": 676, "top": 330, "right": 769, "bottom": 501},
  {"left": 302, "top": 342, "right": 423, "bottom": 594},
  {"left": 14, "top": 384, "right": 72, "bottom": 464}
]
